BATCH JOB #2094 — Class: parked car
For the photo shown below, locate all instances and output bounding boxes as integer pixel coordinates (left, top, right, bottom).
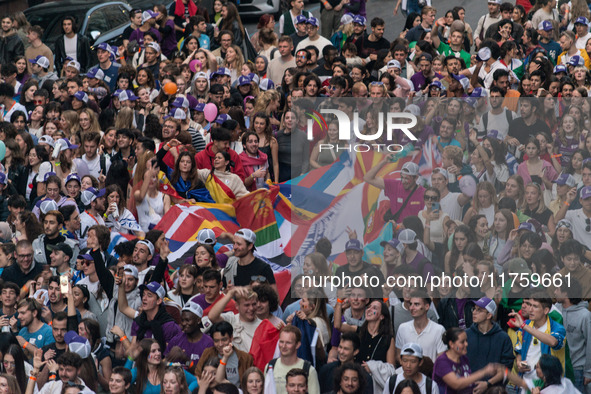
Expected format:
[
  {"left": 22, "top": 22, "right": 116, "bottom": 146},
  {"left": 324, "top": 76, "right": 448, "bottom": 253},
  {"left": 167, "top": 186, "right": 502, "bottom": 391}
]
[
  {"left": 24, "top": 0, "right": 132, "bottom": 52},
  {"left": 238, "top": 0, "right": 281, "bottom": 18}
]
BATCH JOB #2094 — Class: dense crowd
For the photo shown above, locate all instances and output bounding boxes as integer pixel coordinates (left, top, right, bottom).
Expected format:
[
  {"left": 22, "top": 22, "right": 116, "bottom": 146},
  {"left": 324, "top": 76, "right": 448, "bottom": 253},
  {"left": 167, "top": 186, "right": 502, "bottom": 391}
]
[{"left": 0, "top": 0, "right": 589, "bottom": 393}]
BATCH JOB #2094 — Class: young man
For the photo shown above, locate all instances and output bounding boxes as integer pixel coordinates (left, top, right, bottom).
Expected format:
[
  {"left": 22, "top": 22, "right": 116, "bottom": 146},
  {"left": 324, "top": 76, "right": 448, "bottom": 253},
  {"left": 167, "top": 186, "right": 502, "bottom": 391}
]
[
  {"left": 531, "top": 0, "right": 560, "bottom": 30},
  {"left": 90, "top": 43, "right": 121, "bottom": 91},
  {"left": 474, "top": 0, "right": 502, "bottom": 47},
  {"left": 510, "top": 293, "right": 566, "bottom": 382},
  {"left": 131, "top": 239, "right": 155, "bottom": 285},
  {"left": 78, "top": 187, "right": 106, "bottom": 247},
  {"left": 130, "top": 281, "right": 181, "bottom": 349},
  {"left": 289, "top": 16, "right": 308, "bottom": 55},
  {"left": 395, "top": 291, "right": 446, "bottom": 363},
  {"left": 264, "top": 326, "right": 321, "bottom": 394},
  {"left": 333, "top": 240, "right": 384, "bottom": 299},
  {"left": 0, "top": 282, "right": 18, "bottom": 325},
  {"left": 33, "top": 210, "right": 78, "bottom": 266},
  {"left": 295, "top": 18, "right": 332, "bottom": 59},
  {"left": 222, "top": 229, "right": 276, "bottom": 288},
  {"left": 279, "top": 0, "right": 312, "bottom": 36},
  {"left": 38, "top": 352, "right": 93, "bottom": 393},
  {"left": 54, "top": 16, "right": 95, "bottom": 74},
  {"left": 1, "top": 240, "right": 43, "bottom": 288},
  {"left": 557, "top": 30, "right": 591, "bottom": 69},
  {"left": 557, "top": 187, "right": 591, "bottom": 247},
  {"left": 105, "top": 263, "right": 141, "bottom": 346},
  {"left": 208, "top": 286, "right": 262, "bottom": 353},
  {"left": 354, "top": 17, "right": 389, "bottom": 62},
  {"left": 195, "top": 321, "right": 254, "bottom": 387},
  {"left": 385, "top": 343, "right": 437, "bottom": 393},
  {"left": 555, "top": 240, "right": 591, "bottom": 299},
  {"left": 432, "top": 23, "right": 471, "bottom": 68},
  {"left": 554, "top": 279, "right": 591, "bottom": 392},
  {"left": 365, "top": 160, "right": 425, "bottom": 220},
  {"left": 268, "top": 36, "right": 296, "bottom": 85},
  {"left": 195, "top": 127, "right": 246, "bottom": 181},
  {"left": 191, "top": 269, "right": 237, "bottom": 315},
  {"left": 111, "top": 128, "right": 136, "bottom": 164},
  {"left": 0, "top": 83, "right": 27, "bottom": 121},
  {"left": 507, "top": 99, "right": 551, "bottom": 146},
  {"left": 239, "top": 131, "right": 269, "bottom": 192},
  {"left": 466, "top": 297, "right": 515, "bottom": 390},
  {"left": 25, "top": 25, "right": 54, "bottom": 73},
  {"left": 286, "top": 369, "right": 309, "bottom": 394},
  {"left": 319, "top": 333, "right": 372, "bottom": 394},
  {"left": 537, "top": 20, "right": 561, "bottom": 64},
  {"left": 138, "top": 42, "right": 161, "bottom": 80},
  {"left": 13, "top": 298, "right": 55, "bottom": 358},
  {"left": 406, "top": 7, "right": 436, "bottom": 43},
  {"left": 41, "top": 311, "right": 71, "bottom": 362},
  {"left": 48, "top": 242, "right": 74, "bottom": 276},
  {"left": 0, "top": 15, "right": 24, "bottom": 65},
  {"left": 165, "top": 300, "right": 214, "bottom": 361},
  {"left": 80, "top": 131, "right": 111, "bottom": 179}
]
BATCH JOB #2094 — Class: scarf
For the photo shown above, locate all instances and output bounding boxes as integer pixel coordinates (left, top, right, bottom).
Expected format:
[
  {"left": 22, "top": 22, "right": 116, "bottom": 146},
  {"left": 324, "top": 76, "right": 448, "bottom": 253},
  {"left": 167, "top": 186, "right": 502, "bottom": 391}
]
[
  {"left": 174, "top": 0, "right": 197, "bottom": 17},
  {"left": 134, "top": 305, "right": 175, "bottom": 351},
  {"left": 240, "top": 151, "right": 268, "bottom": 176},
  {"left": 173, "top": 174, "right": 215, "bottom": 203}
]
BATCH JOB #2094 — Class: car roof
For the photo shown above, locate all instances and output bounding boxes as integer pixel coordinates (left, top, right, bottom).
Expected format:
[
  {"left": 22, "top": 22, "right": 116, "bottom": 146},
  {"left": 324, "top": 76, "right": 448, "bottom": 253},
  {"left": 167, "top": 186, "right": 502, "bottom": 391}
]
[{"left": 25, "top": 0, "right": 130, "bottom": 13}]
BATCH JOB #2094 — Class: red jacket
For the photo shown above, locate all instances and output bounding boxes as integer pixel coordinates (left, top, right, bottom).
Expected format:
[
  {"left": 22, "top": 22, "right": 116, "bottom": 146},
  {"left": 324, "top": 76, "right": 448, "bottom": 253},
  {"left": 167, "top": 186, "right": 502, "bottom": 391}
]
[{"left": 195, "top": 142, "right": 247, "bottom": 181}]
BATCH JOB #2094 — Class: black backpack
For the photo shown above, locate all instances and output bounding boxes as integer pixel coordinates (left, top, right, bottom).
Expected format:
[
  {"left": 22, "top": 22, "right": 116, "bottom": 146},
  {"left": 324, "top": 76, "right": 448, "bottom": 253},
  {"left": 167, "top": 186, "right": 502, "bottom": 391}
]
[
  {"left": 388, "top": 375, "right": 433, "bottom": 393},
  {"left": 267, "top": 358, "right": 311, "bottom": 375}
]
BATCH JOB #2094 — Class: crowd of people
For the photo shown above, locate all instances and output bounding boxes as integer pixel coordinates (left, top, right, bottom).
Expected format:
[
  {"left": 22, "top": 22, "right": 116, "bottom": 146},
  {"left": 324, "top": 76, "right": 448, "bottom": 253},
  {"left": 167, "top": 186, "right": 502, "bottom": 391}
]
[{"left": 0, "top": 0, "right": 589, "bottom": 393}]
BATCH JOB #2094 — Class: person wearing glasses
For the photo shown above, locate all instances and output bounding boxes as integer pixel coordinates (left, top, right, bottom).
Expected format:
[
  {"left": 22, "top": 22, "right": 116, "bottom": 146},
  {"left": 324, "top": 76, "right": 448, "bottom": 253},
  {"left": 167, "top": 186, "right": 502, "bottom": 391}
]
[{"left": 0, "top": 240, "right": 41, "bottom": 288}]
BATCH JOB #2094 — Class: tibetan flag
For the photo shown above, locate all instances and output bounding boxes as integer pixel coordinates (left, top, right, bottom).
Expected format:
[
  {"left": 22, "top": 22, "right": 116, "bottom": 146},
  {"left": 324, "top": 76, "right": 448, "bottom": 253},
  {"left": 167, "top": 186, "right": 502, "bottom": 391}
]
[
  {"left": 155, "top": 203, "right": 239, "bottom": 263},
  {"left": 205, "top": 174, "right": 236, "bottom": 204},
  {"left": 158, "top": 171, "right": 182, "bottom": 200},
  {"left": 233, "top": 187, "right": 283, "bottom": 257}
]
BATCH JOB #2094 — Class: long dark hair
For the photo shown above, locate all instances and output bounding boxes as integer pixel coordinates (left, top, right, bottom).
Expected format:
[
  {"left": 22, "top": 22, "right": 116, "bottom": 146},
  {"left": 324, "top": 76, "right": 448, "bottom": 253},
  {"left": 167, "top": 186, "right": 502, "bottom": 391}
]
[
  {"left": 171, "top": 151, "right": 202, "bottom": 188},
  {"left": 3, "top": 344, "right": 26, "bottom": 393},
  {"left": 358, "top": 300, "right": 392, "bottom": 341},
  {"left": 538, "top": 354, "right": 563, "bottom": 387},
  {"left": 135, "top": 339, "right": 165, "bottom": 394}
]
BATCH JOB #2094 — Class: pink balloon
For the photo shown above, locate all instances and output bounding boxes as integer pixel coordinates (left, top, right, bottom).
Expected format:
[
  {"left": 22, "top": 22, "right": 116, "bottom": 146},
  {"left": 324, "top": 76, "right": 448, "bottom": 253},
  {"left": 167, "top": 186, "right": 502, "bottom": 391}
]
[
  {"left": 189, "top": 59, "right": 202, "bottom": 73},
  {"left": 204, "top": 103, "right": 218, "bottom": 123}
]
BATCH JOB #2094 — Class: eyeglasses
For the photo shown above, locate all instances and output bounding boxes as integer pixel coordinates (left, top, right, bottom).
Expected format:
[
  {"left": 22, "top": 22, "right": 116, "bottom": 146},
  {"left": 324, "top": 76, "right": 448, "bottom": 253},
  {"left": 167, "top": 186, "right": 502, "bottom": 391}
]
[
  {"left": 33, "top": 100, "right": 44, "bottom": 105},
  {"left": 17, "top": 254, "right": 32, "bottom": 260},
  {"left": 424, "top": 195, "right": 438, "bottom": 201},
  {"left": 586, "top": 218, "right": 590, "bottom": 232}
]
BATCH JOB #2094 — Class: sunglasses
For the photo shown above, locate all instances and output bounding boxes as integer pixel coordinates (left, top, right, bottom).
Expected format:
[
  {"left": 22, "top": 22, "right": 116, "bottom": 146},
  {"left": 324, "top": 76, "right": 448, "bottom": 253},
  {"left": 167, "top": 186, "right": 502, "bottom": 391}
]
[{"left": 424, "top": 195, "right": 438, "bottom": 201}]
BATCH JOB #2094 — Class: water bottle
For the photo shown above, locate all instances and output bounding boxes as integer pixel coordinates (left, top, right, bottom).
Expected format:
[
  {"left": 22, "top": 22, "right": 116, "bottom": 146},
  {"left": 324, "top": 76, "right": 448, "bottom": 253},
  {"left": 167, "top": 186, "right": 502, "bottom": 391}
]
[{"left": 389, "top": 143, "right": 414, "bottom": 162}]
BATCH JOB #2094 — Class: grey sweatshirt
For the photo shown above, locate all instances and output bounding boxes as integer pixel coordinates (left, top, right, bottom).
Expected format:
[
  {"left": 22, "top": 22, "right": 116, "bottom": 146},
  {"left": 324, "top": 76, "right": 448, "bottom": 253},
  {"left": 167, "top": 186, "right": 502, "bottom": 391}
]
[{"left": 562, "top": 302, "right": 591, "bottom": 377}]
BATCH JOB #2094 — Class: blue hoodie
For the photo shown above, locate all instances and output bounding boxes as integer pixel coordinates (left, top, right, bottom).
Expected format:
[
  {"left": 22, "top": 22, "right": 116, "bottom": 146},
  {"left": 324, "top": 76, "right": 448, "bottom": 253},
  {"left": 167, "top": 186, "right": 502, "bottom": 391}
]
[{"left": 466, "top": 322, "right": 515, "bottom": 373}]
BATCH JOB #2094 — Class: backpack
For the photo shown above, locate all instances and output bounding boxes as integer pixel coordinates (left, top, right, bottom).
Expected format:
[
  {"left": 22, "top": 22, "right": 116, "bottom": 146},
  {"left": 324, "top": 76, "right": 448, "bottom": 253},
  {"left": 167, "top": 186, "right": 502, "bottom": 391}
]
[
  {"left": 481, "top": 109, "right": 513, "bottom": 135},
  {"left": 268, "top": 358, "right": 311, "bottom": 375},
  {"left": 388, "top": 374, "right": 433, "bottom": 393}
]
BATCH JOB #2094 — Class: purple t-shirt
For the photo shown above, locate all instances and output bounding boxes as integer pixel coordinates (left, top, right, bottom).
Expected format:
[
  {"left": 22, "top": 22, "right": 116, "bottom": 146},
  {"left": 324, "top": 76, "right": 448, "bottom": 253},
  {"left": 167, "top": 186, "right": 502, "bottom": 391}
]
[
  {"left": 165, "top": 333, "right": 214, "bottom": 361},
  {"left": 160, "top": 19, "right": 178, "bottom": 57},
  {"left": 402, "top": 252, "right": 434, "bottom": 280},
  {"left": 131, "top": 320, "right": 181, "bottom": 344},
  {"left": 384, "top": 179, "right": 425, "bottom": 218},
  {"left": 410, "top": 72, "right": 443, "bottom": 91},
  {"left": 129, "top": 27, "right": 162, "bottom": 47},
  {"left": 433, "top": 353, "right": 473, "bottom": 394}
]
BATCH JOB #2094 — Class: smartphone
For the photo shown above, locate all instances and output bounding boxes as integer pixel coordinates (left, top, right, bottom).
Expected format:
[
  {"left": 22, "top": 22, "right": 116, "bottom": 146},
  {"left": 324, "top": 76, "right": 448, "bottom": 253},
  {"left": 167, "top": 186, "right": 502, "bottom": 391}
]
[
  {"left": 432, "top": 202, "right": 440, "bottom": 212},
  {"left": 60, "top": 275, "right": 68, "bottom": 294}
]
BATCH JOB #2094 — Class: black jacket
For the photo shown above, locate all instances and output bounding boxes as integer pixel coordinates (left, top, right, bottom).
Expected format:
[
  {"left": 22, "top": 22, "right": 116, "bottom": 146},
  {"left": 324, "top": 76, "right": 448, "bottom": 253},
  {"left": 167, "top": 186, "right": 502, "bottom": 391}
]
[
  {"left": 0, "top": 31, "right": 24, "bottom": 65},
  {"left": 437, "top": 297, "right": 475, "bottom": 331},
  {"left": 54, "top": 33, "right": 96, "bottom": 74}
]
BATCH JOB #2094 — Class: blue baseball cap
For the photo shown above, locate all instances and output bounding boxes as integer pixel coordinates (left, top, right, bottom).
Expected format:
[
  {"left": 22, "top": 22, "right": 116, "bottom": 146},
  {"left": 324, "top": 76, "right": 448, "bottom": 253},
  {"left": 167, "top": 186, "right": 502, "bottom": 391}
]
[
  {"left": 554, "top": 65, "right": 567, "bottom": 74},
  {"left": 295, "top": 15, "right": 308, "bottom": 24},
  {"left": 538, "top": 20, "right": 553, "bottom": 31},
  {"left": 306, "top": 17, "right": 319, "bottom": 27},
  {"left": 238, "top": 76, "right": 252, "bottom": 86},
  {"left": 345, "top": 239, "right": 362, "bottom": 251}
]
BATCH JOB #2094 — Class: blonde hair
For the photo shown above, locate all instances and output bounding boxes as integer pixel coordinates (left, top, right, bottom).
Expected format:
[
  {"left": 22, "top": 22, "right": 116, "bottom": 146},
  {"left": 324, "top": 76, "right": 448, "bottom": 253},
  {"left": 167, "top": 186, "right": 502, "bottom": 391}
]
[
  {"left": 115, "top": 107, "right": 135, "bottom": 130},
  {"left": 473, "top": 181, "right": 497, "bottom": 212},
  {"left": 558, "top": 114, "right": 581, "bottom": 146},
  {"left": 253, "top": 90, "right": 280, "bottom": 115},
  {"left": 78, "top": 108, "right": 100, "bottom": 134},
  {"left": 224, "top": 44, "right": 245, "bottom": 72}
]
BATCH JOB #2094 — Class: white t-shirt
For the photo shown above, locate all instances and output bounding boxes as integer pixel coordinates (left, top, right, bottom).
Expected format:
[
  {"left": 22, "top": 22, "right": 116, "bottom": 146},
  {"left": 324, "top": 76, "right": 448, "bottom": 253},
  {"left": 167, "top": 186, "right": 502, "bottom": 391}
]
[
  {"left": 221, "top": 312, "right": 262, "bottom": 353},
  {"left": 564, "top": 209, "right": 591, "bottom": 247},
  {"left": 476, "top": 109, "right": 515, "bottom": 140},
  {"left": 440, "top": 192, "right": 463, "bottom": 221},
  {"left": 81, "top": 154, "right": 111, "bottom": 179},
  {"left": 383, "top": 373, "right": 440, "bottom": 394},
  {"left": 396, "top": 319, "right": 447, "bottom": 362},
  {"left": 295, "top": 36, "right": 332, "bottom": 59},
  {"left": 136, "top": 192, "right": 165, "bottom": 233},
  {"left": 64, "top": 35, "right": 78, "bottom": 61},
  {"left": 523, "top": 321, "right": 548, "bottom": 380}
]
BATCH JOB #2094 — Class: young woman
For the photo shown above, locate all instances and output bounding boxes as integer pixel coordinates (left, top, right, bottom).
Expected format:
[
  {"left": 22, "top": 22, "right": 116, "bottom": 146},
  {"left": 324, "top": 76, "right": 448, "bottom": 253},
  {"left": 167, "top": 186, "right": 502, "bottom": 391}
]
[
  {"left": 109, "top": 366, "right": 132, "bottom": 394},
  {"left": 553, "top": 114, "right": 583, "bottom": 168},
  {"left": 161, "top": 366, "right": 189, "bottom": 394},
  {"left": 463, "top": 181, "right": 497, "bottom": 227},
  {"left": 522, "top": 183, "right": 555, "bottom": 233},
  {"left": 253, "top": 284, "right": 284, "bottom": 331},
  {"left": 158, "top": 150, "right": 212, "bottom": 203},
  {"left": 196, "top": 151, "right": 249, "bottom": 202},
  {"left": 444, "top": 225, "right": 477, "bottom": 275},
  {"left": 500, "top": 175, "right": 525, "bottom": 208},
  {"left": 250, "top": 113, "right": 279, "bottom": 183},
  {"left": 134, "top": 159, "right": 171, "bottom": 233},
  {"left": 0, "top": 374, "right": 20, "bottom": 394},
  {"left": 487, "top": 209, "right": 514, "bottom": 271},
  {"left": 301, "top": 252, "right": 335, "bottom": 306},
  {"left": 25, "top": 145, "right": 50, "bottom": 204},
  {"left": 192, "top": 244, "right": 219, "bottom": 270},
  {"left": 355, "top": 300, "right": 395, "bottom": 364},
  {"left": 223, "top": 45, "right": 244, "bottom": 83},
  {"left": 19, "top": 80, "right": 38, "bottom": 113},
  {"left": 219, "top": 3, "right": 245, "bottom": 46},
  {"left": 551, "top": 219, "right": 574, "bottom": 261},
  {"left": 2, "top": 140, "right": 26, "bottom": 196},
  {"left": 2, "top": 344, "right": 27, "bottom": 393},
  {"left": 71, "top": 284, "right": 97, "bottom": 320},
  {"left": 309, "top": 120, "right": 346, "bottom": 169},
  {"left": 240, "top": 367, "right": 264, "bottom": 394},
  {"left": 104, "top": 184, "right": 144, "bottom": 237},
  {"left": 28, "top": 105, "right": 44, "bottom": 138},
  {"left": 12, "top": 211, "right": 42, "bottom": 244},
  {"left": 468, "top": 214, "right": 491, "bottom": 254},
  {"left": 52, "top": 138, "right": 78, "bottom": 182},
  {"left": 433, "top": 327, "right": 496, "bottom": 393},
  {"left": 169, "top": 265, "right": 199, "bottom": 308},
  {"left": 420, "top": 187, "right": 451, "bottom": 254},
  {"left": 287, "top": 288, "right": 331, "bottom": 349},
  {"left": 14, "top": 56, "right": 30, "bottom": 85},
  {"left": 79, "top": 318, "right": 112, "bottom": 391}
]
